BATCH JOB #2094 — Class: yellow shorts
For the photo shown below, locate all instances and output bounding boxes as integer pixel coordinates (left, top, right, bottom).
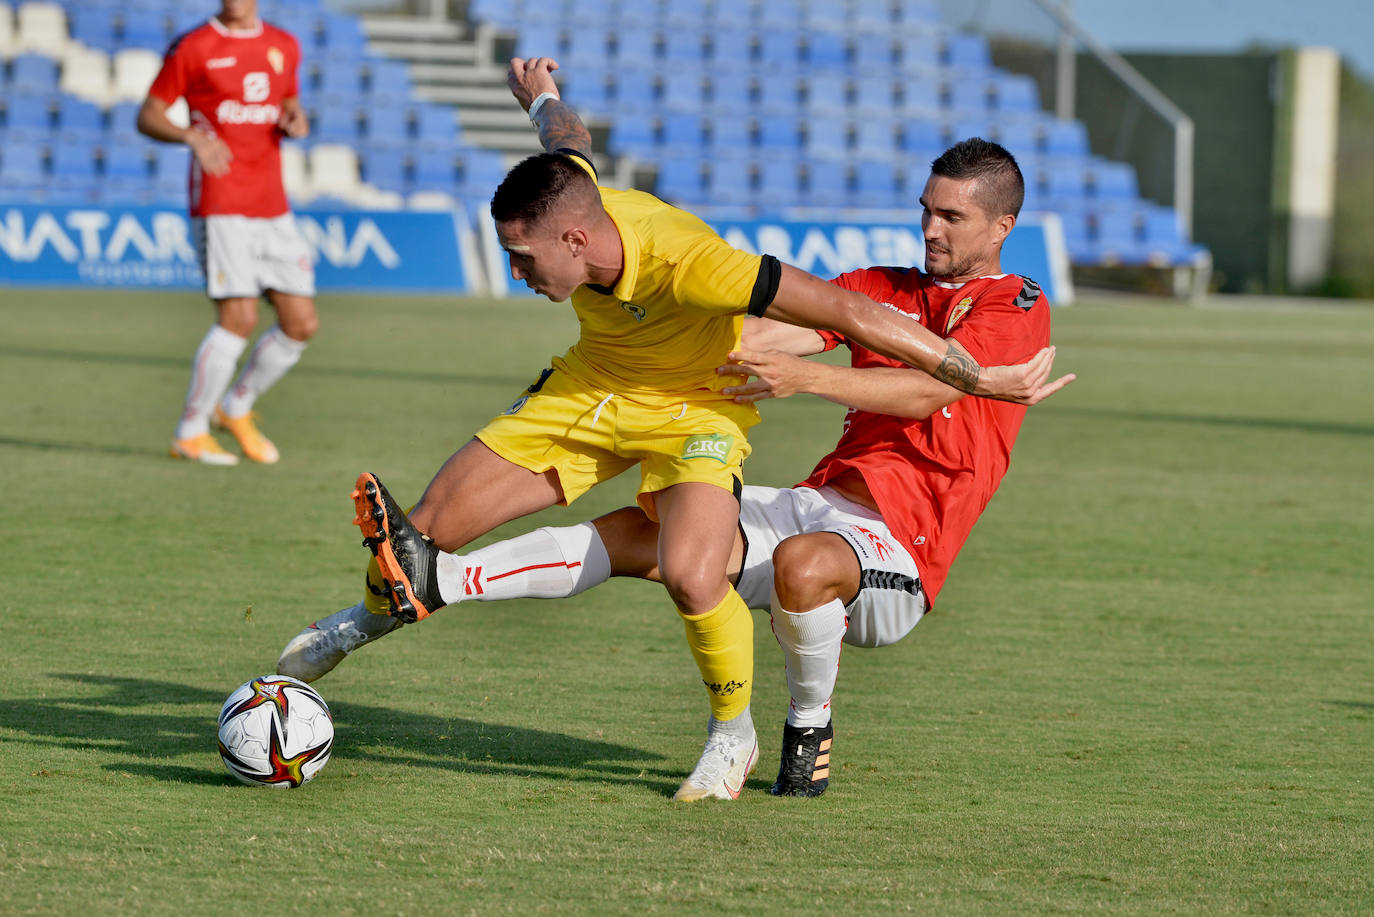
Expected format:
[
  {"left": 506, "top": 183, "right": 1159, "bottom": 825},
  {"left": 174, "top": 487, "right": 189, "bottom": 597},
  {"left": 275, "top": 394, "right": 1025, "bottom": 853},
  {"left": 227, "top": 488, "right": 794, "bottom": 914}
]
[{"left": 475, "top": 363, "right": 758, "bottom": 520}]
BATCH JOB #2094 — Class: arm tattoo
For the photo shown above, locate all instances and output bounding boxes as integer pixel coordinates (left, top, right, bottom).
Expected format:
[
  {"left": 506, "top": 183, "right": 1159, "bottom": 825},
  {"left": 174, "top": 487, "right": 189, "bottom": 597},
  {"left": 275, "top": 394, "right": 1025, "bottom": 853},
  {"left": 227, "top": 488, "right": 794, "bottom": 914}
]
[
  {"left": 933, "top": 339, "right": 981, "bottom": 394},
  {"left": 535, "top": 100, "right": 593, "bottom": 158}
]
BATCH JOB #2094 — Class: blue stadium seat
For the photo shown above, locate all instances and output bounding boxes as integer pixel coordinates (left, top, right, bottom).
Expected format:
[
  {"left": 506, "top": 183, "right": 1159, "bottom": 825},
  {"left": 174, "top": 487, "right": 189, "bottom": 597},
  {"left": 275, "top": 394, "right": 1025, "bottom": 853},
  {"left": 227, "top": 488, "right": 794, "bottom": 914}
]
[
  {"left": 102, "top": 139, "right": 151, "bottom": 180},
  {"left": 709, "top": 29, "right": 753, "bottom": 68},
  {"left": 97, "top": 180, "right": 155, "bottom": 206},
  {"left": 897, "top": 0, "right": 942, "bottom": 24},
  {"left": 895, "top": 41, "right": 941, "bottom": 76},
  {"left": 414, "top": 104, "right": 459, "bottom": 146},
  {"left": 906, "top": 160, "right": 935, "bottom": 197},
  {"left": 564, "top": 25, "right": 610, "bottom": 64},
  {"left": 706, "top": 116, "right": 750, "bottom": 155},
  {"left": 614, "top": 26, "right": 658, "bottom": 65},
  {"left": 899, "top": 81, "right": 942, "bottom": 115},
  {"left": 995, "top": 120, "right": 1041, "bottom": 164},
  {"left": 992, "top": 73, "right": 1039, "bottom": 113},
  {"left": 612, "top": 68, "right": 657, "bottom": 114},
  {"left": 661, "top": 29, "right": 708, "bottom": 64},
  {"left": 803, "top": 77, "right": 847, "bottom": 115},
  {"left": 470, "top": 0, "right": 517, "bottom": 27},
  {"left": 901, "top": 119, "right": 946, "bottom": 153},
  {"left": 0, "top": 144, "right": 46, "bottom": 187},
  {"left": 948, "top": 116, "right": 993, "bottom": 144},
  {"left": 706, "top": 73, "right": 751, "bottom": 111},
  {"left": 68, "top": 8, "right": 120, "bottom": 53},
  {"left": 360, "top": 147, "right": 409, "bottom": 193},
  {"left": 947, "top": 79, "right": 990, "bottom": 114},
  {"left": 804, "top": 117, "right": 849, "bottom": 159},
  {"left": 804, "top": 30, "right": 848, "bottom": 69},
  {"left": 366, "top": 59, "right": 411, "bottom": 100},
  {"left": 804, "top": 159, "right": 849, "bottom": 208},
  {"left": 662, "top": 0, "right": 708, "bottom": 29},
  {"left": 757, "top": 115, "right": 802, "bottom": 150},
  {"left": 152, "top": 142, "right": 189, "bottom": 177},
  {"left": 757, "top": 30, "right": 802, "bottom": 67},
  {"left": 1043, "top": 119, "right": 1089, "bottom": 157},
  {"left": 57, "top": 96, "right": 105, "bottom": 141},
  {"left": 411, "top": 146, "right": 457, "bottom": 190},
  {"left": 1140, "top": 205, "right": 1203, "bottom": 264},
  {"left": 757, "top": 156, "right": 802, "bottom": 208},
  {"left": 106, "top": 101, "right": 143, "bottom": 143},
  {"left": 758, "top": 76, "right": 800, "bottom": 112},
  {"left": 4, "top": 92, "right": 54, "bottom": 133},
  {"left": 8, "top": 54, "right": 60, "bottom": 93},
  {"left": 662, "top": 113, "right": 706, "bottom": 150},
  {"left": 321, "top": 13, "right": 366, "bottom": 53},
  {"left": 361, "top": 105, "right": 412, "bottom": 146},
  {"left": 944, "top": 34, "right": 991, "bottom": 71},
  {"left": 852, "top": 0, "right": 893, "bottom": 30},
  {"left": 655, "top": 156, "right": 706, "bottom": 204},
  {"left": 854, "top": 119, "right": 898, "bottom": 157},
  {"left": 316, "top": 60, "right": 365, "bottom": 102},
  {"left": 707, "top": 158, "right": 752, "bottom": 200},
  {"left": 271, "top": 7, "right": 322, "bottom": 44},
  {"left": 462, "top": 143, "right": 507, "bottom": 195},
  {"left": 565, "top": 0, "right": 614, "bottom": 25},
  {"left": 1092, "top": 208, "right": 1146, "bottom": 265},
  {"left": 854, "top": 159, "right": 898, "bottom": 208},
  {"left": 1086, "top": 160, "right": 1138, "bottom": 200},
  {"left": 608, "top": 118, "right": 656, "bottom": 158},
  {"left": 854, "top": 79, "right": 897, "bottom": 114},
  {"left": 662, "top": 75, "right": 707, "bottom": 113},
  {"left": 52, "top": 144, "right": 99, "bottom": 181},
  {"left": 311, "top": 103, "right": 360, "bottom": 144},
  {"left": 1043, "top": 160, "right": 1086, "bottom": 205},
  {"left": 759, "top": 0, "right": 802, "bottom": 30},
  {"left": 123, "top": 14, "right": 172, "bottom": 51}
]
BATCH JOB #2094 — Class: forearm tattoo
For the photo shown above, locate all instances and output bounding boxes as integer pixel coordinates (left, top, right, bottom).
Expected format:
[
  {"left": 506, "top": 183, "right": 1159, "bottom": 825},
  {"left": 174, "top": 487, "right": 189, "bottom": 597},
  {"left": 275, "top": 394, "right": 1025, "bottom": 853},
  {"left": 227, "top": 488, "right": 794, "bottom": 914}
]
[
  {"left": 934, "top": 340, "right": 981, "bottom": 393},
  {"left": 536, "top": 100, "right": 593, "bottom": 158}
]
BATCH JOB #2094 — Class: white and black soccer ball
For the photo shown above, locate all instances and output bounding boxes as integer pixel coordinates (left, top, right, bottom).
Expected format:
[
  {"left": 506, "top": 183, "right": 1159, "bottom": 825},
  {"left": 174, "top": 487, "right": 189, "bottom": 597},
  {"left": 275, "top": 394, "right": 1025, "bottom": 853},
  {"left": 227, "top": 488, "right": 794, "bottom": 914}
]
[{"left": 217, "top": 675, "right": 334, "bottom": 788}]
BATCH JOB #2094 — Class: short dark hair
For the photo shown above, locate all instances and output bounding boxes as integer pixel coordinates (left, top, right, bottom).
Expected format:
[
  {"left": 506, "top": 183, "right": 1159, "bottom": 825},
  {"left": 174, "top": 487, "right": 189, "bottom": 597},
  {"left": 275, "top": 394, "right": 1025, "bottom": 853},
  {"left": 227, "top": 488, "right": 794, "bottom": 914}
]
[
  {"left": 490, "top": 153, "right": 598, "bottom": 225},
  {"left": 930, "top": 137, "right": 1024, "bottom": 218}
]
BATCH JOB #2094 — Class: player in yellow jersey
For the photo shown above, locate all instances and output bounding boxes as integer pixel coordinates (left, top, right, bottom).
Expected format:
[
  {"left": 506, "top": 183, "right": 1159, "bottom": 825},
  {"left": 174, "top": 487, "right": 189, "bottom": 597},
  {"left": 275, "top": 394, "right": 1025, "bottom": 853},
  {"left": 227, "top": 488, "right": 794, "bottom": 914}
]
[{"left": 279, "top": 57, "right": 1071, "bottom": 801}]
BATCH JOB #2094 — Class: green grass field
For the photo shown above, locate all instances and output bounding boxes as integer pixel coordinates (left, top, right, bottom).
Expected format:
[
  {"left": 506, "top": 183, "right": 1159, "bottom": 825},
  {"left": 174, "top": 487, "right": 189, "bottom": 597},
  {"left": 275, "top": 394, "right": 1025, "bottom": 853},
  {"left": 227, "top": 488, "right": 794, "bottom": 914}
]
[{"left": 1, "top": 287, "right": 1371, "bottom": 915}]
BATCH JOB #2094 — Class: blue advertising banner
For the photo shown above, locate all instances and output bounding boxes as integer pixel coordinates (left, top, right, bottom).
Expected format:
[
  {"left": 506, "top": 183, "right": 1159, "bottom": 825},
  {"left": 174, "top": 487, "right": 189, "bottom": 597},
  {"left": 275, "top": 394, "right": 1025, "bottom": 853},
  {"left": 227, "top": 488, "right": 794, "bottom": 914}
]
[
  {"left": 484, "top": 210, "right": 1072, "bottom": 305},
  {"left": 0, "top": 205, "right": 477, "bottom": 294}
]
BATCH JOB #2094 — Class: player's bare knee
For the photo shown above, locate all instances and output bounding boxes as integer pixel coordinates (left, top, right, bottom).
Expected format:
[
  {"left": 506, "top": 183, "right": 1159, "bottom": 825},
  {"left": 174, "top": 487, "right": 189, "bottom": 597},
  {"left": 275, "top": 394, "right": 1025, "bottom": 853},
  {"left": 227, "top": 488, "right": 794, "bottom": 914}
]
[
  {"left": 660, "top": 563, "right": 727, "bottom": 614},
  {"left": 772, "top": 536, "right": 846, "bottom": 610}
]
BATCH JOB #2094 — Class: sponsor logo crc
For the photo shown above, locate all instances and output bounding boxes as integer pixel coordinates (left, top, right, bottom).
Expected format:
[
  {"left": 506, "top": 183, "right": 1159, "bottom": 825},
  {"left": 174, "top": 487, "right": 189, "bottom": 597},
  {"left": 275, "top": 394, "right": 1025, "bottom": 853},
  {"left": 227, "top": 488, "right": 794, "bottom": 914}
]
[{"left": 681, "top": 434, "right": 733, "bottom": 464}]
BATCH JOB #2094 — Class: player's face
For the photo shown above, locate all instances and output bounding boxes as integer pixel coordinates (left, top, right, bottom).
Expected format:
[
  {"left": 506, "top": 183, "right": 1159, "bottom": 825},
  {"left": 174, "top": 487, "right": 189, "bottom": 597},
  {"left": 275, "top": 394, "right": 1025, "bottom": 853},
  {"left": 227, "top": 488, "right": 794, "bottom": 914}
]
[
  {"left": 918, "top": 175, "right": 1012, "bottom": 282},
  {"left": 218, "top": 0, "right": 257, "bottom": 27},
  {"left": 496, "top": 218, "right": 584, "bottom": 302}
]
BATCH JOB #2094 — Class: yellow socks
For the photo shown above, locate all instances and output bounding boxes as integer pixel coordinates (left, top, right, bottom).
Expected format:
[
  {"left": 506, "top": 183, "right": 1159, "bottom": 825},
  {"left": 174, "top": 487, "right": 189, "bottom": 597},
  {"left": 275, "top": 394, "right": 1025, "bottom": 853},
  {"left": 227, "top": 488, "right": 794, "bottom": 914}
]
[{"left": 679, "top": 588, "right": 753, "bottom": 721}]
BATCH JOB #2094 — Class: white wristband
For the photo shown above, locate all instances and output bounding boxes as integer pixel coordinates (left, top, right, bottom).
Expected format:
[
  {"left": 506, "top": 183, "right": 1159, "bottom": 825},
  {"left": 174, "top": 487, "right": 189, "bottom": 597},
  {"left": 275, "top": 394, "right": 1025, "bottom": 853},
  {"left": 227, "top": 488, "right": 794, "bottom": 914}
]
[{"left": 528, "top": 91, "right": 559, "bottom": 124}]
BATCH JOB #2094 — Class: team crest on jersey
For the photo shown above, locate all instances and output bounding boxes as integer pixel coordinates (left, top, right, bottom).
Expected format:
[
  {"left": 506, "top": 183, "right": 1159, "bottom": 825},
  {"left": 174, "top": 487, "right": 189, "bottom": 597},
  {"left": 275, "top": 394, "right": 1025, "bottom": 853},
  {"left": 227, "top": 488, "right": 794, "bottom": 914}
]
[
  {"left": 945, "top": 297, "right": 973, "bottom": 333},
  {"left": 267, "top": 47, "right": 284, "bottom": 75},
  {"left": 621, "top": 301, "right": 646, "bottom": 321},
  {"left": 681, "top": 434, "right": 733, "bottom": 464}
]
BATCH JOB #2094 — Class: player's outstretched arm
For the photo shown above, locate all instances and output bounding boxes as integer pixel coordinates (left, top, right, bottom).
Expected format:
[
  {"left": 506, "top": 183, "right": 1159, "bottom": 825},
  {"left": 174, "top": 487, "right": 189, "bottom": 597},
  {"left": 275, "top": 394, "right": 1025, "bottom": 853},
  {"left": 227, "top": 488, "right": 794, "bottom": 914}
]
[
  {"left": 764, "top": 263, "right": 1074, "bottom": 404},
  {"left": 507, "top": 56, "right": 593, "bottom": 159}
]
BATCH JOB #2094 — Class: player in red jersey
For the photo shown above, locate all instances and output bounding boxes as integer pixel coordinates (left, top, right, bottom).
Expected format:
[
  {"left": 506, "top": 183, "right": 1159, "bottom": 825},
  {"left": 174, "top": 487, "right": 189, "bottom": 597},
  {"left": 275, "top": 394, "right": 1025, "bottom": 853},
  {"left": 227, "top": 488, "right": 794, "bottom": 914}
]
[
  {"left": 138, "top": 0, "right": 316, "bottom": 465},
  {"left": 278, "top": 136, "right": 1059, "bottom": 798}
]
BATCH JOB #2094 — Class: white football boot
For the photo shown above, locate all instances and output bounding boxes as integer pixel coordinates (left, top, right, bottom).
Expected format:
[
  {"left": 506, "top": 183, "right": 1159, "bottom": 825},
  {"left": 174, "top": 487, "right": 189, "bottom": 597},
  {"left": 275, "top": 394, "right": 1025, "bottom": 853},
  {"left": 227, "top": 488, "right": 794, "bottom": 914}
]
[
  {"left": 673, "top": 718, "right": 759, "bottom": 802},
  {"left": 276, "top": 602, "right": 400, "bottom": 683}
]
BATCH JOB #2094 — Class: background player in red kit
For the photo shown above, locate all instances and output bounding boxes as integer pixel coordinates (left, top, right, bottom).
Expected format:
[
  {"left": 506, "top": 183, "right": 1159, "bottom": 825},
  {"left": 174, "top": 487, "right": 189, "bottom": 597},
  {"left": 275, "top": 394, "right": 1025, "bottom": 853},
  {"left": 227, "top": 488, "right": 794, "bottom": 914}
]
[
  {"left": 138, "top": 0, "right": 317, "bottom": 465},
  {"left": 278, "top": 137, "right": 1060, "bottom": 798}
]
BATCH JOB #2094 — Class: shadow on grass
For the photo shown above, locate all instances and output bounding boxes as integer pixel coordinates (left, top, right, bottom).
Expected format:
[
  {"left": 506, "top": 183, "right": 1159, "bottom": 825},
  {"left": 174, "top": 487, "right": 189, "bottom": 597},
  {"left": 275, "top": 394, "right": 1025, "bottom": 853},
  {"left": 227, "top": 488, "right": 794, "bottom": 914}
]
[{"left": 2, "top": 673, "right": 676, "bottom": 793}]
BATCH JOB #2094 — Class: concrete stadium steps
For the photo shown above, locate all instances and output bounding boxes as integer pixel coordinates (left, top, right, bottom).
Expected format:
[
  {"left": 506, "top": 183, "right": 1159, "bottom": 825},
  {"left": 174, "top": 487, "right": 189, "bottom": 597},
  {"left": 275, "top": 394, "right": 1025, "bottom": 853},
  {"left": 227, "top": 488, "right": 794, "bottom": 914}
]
[{"left": 360, "top": 15, "right": 542, "bottom": 156}]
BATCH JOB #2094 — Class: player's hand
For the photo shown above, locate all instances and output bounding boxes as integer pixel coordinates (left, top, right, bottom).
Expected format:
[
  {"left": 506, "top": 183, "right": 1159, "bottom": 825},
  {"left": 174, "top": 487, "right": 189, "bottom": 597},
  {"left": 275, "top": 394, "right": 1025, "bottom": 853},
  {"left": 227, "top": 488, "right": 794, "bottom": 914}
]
[
  {"left": 186, "top": 129, "right": 232, "bottom": 177},
  {"left": 278, "top": 106, "right": 309, "bottom": 139},
  {"left": 978, "top": 346, "right": 1076, "bottom": 404},
  {"left": 507, "top": 56, "right": 560, "bottom": 112},
  {"left": 718, "top": 350, "right": 815, "bottom": 403}
]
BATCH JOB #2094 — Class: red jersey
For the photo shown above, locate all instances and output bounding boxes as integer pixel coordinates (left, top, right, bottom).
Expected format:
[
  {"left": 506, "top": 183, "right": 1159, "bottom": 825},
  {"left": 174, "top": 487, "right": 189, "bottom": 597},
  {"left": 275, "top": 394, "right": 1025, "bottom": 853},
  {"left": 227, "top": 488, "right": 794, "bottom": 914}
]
[
  {"left": 148, "top": 17, "right": 301, "bottom": 218},
  {"left": 798, "top": 269, "right": 1052, "bottom": 602}
]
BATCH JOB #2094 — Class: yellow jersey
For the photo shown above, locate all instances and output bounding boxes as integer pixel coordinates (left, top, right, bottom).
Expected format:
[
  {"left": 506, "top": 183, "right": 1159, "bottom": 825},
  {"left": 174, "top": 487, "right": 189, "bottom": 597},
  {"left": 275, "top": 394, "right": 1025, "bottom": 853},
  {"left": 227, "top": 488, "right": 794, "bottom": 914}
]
[{"left": 556, "top": 155, "right": 771, "bottom": 399}]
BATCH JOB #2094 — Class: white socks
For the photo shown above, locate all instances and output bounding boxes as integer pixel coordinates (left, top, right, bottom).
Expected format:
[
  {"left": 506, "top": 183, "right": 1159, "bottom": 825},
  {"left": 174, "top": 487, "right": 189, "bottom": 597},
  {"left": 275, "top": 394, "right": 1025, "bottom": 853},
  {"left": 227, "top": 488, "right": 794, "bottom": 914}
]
[
  {"left": 435, "top": 522, "right": 612, "bottom": 605},
  {"left": 771, "top": 593, "right": 849, "bottom": 728},
  {"left": 176, "top": 323, "right": 246, "bottom": 439},
  {"left": 220, "top": 325, "right": 307, "bottom": 419}
]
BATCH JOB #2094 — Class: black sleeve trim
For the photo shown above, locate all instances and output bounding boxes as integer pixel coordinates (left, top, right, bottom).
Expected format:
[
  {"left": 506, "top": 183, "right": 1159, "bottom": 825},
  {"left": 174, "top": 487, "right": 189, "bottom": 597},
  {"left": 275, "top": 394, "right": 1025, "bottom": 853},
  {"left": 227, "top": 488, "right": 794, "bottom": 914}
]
[
  {"left": 556, "top": 147, "right": 597, "bottom": 181},
  {"left": 747, "top": 254, "right": 782, "bottom": 317}
]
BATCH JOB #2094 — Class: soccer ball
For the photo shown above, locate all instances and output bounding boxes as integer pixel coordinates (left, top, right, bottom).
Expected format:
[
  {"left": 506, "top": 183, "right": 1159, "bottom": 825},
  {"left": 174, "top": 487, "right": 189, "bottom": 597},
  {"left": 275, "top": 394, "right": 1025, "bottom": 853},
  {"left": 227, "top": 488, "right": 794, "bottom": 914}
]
[{"left": 217, "top": 675, "right": 334, "bottom": 787}]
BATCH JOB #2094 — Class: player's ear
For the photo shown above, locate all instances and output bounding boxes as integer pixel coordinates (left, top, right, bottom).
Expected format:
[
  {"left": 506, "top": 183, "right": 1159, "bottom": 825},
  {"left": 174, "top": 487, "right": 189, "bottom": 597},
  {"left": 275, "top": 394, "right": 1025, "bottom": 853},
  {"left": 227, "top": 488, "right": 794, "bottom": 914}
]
[
  {"left": 563, "top": 226, "right": 589, "bottom": 256},
  {"left": 993, "top": 212, "right": 1016, "bottom": 245}
]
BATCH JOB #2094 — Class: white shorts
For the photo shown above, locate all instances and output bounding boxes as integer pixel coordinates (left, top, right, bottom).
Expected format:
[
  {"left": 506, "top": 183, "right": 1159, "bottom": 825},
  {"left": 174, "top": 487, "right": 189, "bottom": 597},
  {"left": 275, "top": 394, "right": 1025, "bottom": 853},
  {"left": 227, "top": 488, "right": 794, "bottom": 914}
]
[
  {"left": 193, "top": 213, "right": 316, "bottom": 300},
  {"left": 734, "top": 485, "right": 928, "bottom": 648}
]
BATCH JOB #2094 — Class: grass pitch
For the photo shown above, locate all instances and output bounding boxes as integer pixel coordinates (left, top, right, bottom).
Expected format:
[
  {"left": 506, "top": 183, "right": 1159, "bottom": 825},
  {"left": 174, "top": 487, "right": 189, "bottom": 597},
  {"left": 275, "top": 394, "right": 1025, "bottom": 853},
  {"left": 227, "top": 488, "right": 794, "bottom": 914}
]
[{"left": 1, "top": 287, "right": 1371, "bottom": 915}]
